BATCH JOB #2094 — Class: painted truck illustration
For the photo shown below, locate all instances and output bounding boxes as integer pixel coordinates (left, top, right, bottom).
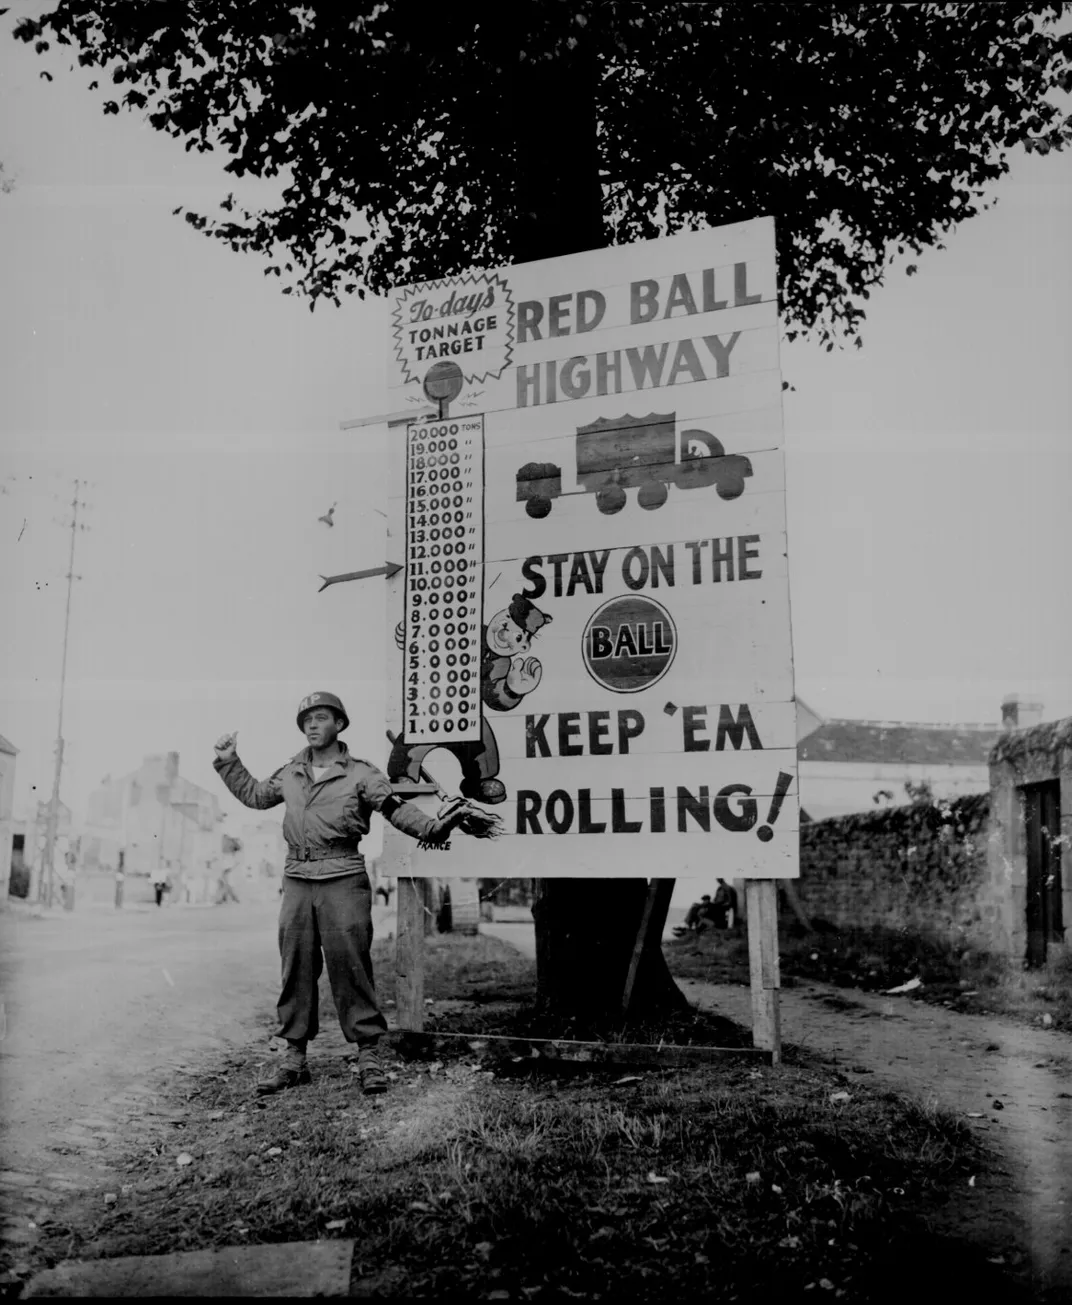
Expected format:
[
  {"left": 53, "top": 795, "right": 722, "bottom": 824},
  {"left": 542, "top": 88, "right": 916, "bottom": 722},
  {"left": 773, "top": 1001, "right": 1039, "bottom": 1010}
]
[{"left": 515, "top": 412, "right": 753, "bottom": 518}]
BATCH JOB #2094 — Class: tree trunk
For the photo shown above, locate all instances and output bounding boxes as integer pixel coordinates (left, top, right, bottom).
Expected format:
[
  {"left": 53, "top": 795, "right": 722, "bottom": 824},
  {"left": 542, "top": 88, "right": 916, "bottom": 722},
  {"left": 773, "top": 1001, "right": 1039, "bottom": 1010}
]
[
  {"left": 503, "top": 8, "right": 688, "bottom": 1021},
  {"left": 533, "top": 879, "right": 689, "bottom": 1020},
  {"left": 506, "top": 10, "right": 607, "bottom": 266}
]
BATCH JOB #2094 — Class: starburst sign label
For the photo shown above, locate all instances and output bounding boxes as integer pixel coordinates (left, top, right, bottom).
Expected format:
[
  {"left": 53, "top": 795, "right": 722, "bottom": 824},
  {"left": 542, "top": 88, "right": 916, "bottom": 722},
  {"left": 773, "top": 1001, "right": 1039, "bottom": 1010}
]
[{"left": 391, "top": 272, "right": 515, "bottom": 388}]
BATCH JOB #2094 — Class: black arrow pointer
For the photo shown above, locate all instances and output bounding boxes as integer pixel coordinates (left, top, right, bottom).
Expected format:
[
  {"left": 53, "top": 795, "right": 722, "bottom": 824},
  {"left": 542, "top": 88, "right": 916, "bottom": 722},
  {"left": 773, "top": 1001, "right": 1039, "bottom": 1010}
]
[{"left": 318, "top": 561, "right": 403, "bottom": 593}]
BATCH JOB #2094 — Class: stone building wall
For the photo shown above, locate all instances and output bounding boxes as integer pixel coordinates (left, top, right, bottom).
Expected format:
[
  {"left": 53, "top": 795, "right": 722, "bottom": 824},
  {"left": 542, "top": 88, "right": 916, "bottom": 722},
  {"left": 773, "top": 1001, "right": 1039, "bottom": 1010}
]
[
  {"left": 987, "top": 716, "right": 1072, "bottom": 962},
  {"left": 796, "top": 793, "right": 1002, "bottom": 952}
]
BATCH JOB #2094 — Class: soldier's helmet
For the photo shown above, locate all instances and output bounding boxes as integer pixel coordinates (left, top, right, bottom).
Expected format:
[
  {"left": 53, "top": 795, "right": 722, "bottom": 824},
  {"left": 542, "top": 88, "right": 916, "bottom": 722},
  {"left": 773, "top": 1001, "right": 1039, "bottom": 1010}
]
[{"left": 296, "top": 691, "right": 350, "bottom": 733}]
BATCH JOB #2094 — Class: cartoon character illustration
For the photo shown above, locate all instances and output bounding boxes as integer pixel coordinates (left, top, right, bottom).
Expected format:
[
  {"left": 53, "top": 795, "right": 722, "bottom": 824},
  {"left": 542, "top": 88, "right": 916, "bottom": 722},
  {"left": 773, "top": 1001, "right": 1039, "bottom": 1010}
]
[
  {"left": 516, "top": 412, "right": 753, "bottom": 518},
  {"left": 387, "top": 593, "right": 552, "bottom": 804}
]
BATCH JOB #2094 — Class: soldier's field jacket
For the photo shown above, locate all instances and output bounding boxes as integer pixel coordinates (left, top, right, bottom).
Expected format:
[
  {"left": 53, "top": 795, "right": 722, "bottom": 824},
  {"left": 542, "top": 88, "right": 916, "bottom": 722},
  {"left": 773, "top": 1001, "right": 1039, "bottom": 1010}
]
[{"left": 214, "top": 743, "right": 435, "bottom": 880}]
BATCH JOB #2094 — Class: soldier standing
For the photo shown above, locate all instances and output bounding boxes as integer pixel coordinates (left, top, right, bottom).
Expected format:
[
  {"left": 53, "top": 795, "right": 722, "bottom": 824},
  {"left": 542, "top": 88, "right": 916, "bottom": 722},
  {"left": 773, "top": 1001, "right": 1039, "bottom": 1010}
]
[{"left": 213, "top": 691, "right": 478, "bottom": 1096}]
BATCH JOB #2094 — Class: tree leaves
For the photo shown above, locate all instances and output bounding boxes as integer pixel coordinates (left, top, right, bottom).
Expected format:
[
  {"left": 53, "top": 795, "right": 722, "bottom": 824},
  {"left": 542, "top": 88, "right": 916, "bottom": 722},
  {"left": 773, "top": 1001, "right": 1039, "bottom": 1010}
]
[{"left": 14, "top": 2, "right": 1072, "bottom": 345}]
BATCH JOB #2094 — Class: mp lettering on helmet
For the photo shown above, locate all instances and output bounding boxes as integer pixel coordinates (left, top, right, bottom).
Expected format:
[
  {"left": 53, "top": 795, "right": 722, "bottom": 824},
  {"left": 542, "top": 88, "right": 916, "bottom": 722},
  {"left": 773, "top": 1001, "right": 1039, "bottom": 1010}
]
[{"left": 296, "top": 692, "right": 350, "bottom": 732}]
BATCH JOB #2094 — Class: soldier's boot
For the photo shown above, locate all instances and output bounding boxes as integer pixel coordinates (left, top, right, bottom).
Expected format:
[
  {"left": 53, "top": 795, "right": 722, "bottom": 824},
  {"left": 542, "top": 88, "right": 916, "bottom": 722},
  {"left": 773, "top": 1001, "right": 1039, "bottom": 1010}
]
[
  {"left": 357, "top": 1043, "right": 389, "bottom": 1096},
  {"left": 256, "top": 1054, "right": 311, "bottom": 1096}
]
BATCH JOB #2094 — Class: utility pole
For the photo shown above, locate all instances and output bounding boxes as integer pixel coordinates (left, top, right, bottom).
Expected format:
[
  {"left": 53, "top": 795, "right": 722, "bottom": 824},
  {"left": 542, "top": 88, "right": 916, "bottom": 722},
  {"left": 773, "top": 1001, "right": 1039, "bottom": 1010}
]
[{"left": 39, "top": 479, "right": 89, "bottom": 908}]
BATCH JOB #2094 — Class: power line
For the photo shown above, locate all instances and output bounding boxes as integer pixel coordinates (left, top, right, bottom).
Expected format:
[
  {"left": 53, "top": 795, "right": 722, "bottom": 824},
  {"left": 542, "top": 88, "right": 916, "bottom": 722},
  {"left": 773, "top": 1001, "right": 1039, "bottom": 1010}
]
[{"left": 38, "top": 479, "right": 91, "bottom": 908}]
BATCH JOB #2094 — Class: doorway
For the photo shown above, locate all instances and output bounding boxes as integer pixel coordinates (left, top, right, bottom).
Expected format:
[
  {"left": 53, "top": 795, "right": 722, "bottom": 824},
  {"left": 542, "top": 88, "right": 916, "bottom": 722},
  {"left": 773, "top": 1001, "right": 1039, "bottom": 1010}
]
[{"left": 1022, "top": 781, "right": 1063, "bottom": 967}]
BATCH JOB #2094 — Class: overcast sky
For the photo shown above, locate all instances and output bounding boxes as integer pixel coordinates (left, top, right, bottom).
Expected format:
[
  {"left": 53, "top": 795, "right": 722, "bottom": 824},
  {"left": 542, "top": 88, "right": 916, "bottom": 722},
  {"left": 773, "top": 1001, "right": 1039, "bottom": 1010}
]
[{"left": 2, "top": 19, "right": 1070, "bottom": 851}]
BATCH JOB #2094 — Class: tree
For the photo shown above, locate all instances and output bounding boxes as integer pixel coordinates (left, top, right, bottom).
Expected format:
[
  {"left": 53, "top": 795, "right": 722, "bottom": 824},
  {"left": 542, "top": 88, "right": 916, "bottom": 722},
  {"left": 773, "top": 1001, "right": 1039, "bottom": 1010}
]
[{"left": 17, "top": 1, "right": 1072, "bottom": 1018}]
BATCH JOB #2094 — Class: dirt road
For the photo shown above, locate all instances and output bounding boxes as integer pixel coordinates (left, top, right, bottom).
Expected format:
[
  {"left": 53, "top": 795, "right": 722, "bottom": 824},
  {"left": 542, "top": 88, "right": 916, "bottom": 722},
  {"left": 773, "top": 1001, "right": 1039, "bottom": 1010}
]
[
  {"left": 0, "top": 900, "right": 326, "bottom": 1267},
  {"left": 681, "top": 975, "right": 1072, "bottom": 1295},
  {"left": 0, "top": 903, "right": 279, "bottom": 1171}
]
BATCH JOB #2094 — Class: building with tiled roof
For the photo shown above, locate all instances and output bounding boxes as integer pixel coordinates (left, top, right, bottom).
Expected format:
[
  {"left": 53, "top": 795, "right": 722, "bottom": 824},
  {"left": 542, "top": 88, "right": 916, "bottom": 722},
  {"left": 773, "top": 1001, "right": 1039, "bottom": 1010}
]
[{"left": 795, "top": 695, "right": 1041, "bottom": 822}]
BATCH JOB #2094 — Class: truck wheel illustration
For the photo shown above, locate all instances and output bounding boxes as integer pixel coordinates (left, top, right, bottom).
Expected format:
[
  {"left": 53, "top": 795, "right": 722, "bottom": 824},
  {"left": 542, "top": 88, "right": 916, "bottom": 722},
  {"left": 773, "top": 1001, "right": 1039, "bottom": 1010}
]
[
  {"left": 516, "top": 461, "right": 562, "bottom": 519},
  {"left": 596, "top": 484, "right": 627, "bottom": 515},
  {"left": 637, "top": 481, "right": 669, "bottom": 510}
]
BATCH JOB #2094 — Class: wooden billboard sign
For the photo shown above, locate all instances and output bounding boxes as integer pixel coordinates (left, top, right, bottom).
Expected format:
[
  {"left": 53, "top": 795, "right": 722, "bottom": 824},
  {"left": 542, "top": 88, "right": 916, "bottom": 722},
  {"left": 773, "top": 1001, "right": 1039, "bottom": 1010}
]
[{"left": 377, "top": 217, "right": 798, "bottom": 1063}]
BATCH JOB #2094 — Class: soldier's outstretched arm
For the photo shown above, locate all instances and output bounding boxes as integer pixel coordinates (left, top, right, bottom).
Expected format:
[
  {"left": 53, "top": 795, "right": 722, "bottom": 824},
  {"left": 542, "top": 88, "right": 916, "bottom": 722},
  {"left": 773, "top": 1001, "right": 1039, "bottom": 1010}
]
[
  {"left": 212, "top": 733, "right": 284, "bottom": 810},
  {"left": 362, "top": 767, "right": 500, "bottom": 846},
  {"left": 360, "top": 765, "right": 440, "bottom": 842}
]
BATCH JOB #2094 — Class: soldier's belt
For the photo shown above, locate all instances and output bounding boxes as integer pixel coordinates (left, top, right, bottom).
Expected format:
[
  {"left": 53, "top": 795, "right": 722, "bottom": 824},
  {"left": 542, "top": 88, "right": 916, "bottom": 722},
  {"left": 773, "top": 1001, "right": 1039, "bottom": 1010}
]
[{"left": 287, "top": 843, "right": 362, "bottom": 862}]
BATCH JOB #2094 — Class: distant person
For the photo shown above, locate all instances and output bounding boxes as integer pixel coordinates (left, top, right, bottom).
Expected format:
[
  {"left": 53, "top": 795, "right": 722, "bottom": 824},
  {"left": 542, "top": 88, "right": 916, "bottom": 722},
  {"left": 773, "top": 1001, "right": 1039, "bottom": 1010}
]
[
  {"left": 64, "top": 846, "right": 77, "bottom": 907},
  {"left": 151, "top": 865, "right": 169, "bottom": 908},
  {"left": 114, "top": 851, "right": 125, "bottom": 910},
  {"left": 436, "top": 884, "right": 453, "bottom": 934},
  {"left": 713, "top": 878, "right": 739, "bottom": 930},
  {"left": 213, "top": 691, "right": 492, "bottom": 1098},
  {"left": 684, "top": 895, "right": 713, "bottom": 930},
  {"left": 216, "top": 857, "right": 240, "bottom": 905},
  {"left": 674, "top": 895, "right": 713, "bottom": 938}
]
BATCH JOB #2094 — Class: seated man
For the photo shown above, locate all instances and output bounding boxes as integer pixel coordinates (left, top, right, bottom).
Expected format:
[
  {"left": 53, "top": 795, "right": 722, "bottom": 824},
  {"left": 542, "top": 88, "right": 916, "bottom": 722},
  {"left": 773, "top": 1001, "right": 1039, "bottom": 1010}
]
[{"left": 682, "top": 894, "right": 713, "bottom": 932}]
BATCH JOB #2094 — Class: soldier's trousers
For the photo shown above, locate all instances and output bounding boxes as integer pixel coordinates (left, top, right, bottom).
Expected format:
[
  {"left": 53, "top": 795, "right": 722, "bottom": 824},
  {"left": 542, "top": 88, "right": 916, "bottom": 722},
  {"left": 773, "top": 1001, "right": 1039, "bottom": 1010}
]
[{"left": 276, "top": 873, "right": 388, "bottom": 1047}]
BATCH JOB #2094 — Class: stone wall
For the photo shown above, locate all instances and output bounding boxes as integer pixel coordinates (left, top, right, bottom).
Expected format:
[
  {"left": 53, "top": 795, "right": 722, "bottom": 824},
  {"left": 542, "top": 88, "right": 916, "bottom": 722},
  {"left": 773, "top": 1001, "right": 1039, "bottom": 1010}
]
[{"left": 796, "top": 793, "right": 1003, "bottom": 952}]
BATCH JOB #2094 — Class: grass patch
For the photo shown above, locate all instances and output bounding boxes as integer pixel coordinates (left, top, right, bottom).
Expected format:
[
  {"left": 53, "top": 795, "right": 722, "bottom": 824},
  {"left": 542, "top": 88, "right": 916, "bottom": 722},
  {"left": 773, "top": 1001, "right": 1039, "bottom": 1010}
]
[
  {"left": 665, "top": 924, "right": 1072, "bottom": 1031},
  {"left": 369, "top": 931, "right": 537, "bottom": 1008},
  {"left": 30, "top": 1035, "right": 1004, "bottom": 1301}
]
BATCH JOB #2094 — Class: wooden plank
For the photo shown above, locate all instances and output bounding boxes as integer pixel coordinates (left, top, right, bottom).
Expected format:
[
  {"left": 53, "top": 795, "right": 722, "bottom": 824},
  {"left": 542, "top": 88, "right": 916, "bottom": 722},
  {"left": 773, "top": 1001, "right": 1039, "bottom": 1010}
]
[
  {"left": 469, "top": 747, "right": 800, "bottom": 796},
  {"left": 490, "top": 699, "right": 800, "bottom": 760},
  {"left": 622, "top": 879, "right": 661, "bottom": 1015},
  {"left": 395, "top": 876, "right": 426, "bottom": 1031},
  {"left": 480, "top": 537, "right": 793, "bottom": 604},
  {"left": 504, "top": 316, "right": 780, "bottom": 391},
  {"left": 387, "top": 827, "right": 801, "bottom": 881},
  {"left": 647, "top": 878, "right": 677, "bottom": 945},
  {"left": 25, "top": 1240, "right": 354, "bottom": 1298},
  {"left": 459, "top": 661, "right": 797, "bottom": 719},
  {"left": 339, "top": 407, "right": 434, "bottom": 429},
  {"left": 745, "top": 879, "right": 781, "bottom": 1064},
  {"left": 392, "top": 445, "right": 790, "bottom": 552},
  {"left": 504, "top": 303, "right": 778, "bottom": 373},
  {"left": 483, "top": 389, "right": 785, "bottom": 456},
  {"left": 622, "top": 878, "right": 676, "bottom": 1015},
  {"left": 388, "top": 1029, "right": 768, "bottom": 1067}
]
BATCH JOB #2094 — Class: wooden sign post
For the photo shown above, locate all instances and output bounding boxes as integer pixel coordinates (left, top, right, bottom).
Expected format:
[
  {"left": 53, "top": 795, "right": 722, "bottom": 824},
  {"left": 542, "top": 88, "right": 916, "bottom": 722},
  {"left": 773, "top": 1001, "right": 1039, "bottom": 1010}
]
[
  {"left": 373, "top": 217, "right": 797, "bottom": 1065},
  {"left": 395, "top": 876, "right": 427, "bottom": 1030},
  {"left": 746, "top": 880, "right": 781, "bottom": 1060}
]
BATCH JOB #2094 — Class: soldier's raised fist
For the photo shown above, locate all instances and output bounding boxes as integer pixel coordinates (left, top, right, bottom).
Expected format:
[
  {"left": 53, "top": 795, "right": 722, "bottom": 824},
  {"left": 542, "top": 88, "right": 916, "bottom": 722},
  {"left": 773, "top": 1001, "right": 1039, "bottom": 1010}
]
[{"left": 214, "top": 732, "right": 238, "bottom": 762}]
